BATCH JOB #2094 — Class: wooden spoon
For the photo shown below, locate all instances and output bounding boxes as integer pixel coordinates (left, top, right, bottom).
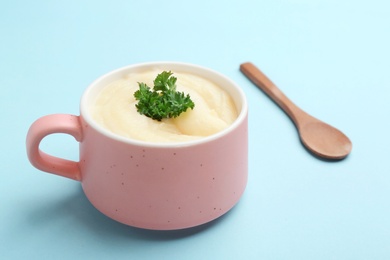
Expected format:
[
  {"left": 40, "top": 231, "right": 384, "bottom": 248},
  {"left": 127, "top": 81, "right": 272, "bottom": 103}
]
[{"left": 240, "top": 62, "right": 352, "bottom": 160}]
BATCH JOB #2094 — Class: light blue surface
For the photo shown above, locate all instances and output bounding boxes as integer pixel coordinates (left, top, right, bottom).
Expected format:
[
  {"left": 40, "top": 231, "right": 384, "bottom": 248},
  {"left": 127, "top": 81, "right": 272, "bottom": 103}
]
[{"left": 1, "top": 0, "right": 389, "bottom": 259}]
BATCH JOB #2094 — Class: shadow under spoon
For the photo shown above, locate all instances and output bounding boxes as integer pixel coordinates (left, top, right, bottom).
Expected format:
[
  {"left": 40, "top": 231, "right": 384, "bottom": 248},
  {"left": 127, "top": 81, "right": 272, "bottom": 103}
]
[{"left": 240, "top": 62, "right": 352, "bottom": 160}]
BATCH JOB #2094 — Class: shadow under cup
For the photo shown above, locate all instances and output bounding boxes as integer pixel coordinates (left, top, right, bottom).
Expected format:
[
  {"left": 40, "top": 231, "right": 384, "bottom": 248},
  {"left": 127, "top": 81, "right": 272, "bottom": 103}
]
[{"left": 27, "top": 62, "right": 248, "bottom": 230}]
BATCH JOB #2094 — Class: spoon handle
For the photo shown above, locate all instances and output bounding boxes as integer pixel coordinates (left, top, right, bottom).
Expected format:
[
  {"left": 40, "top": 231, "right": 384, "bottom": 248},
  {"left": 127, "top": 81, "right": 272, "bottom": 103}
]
[{"left": 240, "top": 62, "right": 308, "bottom": 127}]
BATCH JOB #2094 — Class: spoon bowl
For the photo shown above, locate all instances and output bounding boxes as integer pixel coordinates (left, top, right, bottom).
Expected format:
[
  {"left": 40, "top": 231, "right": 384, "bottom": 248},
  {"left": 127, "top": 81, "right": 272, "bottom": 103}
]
[
  {"left": 299, "top": 120, "right": 352, "bottom": 160},
  {"left": 240, "top": 62, "right": 352, "bottom": 160}
]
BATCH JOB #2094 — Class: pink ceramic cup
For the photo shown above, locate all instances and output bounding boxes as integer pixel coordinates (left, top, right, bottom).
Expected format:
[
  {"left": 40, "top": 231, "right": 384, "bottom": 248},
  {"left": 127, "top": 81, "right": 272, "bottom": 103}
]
[{"left": 26, "top": 62, "right": 248, "bottom": 230}]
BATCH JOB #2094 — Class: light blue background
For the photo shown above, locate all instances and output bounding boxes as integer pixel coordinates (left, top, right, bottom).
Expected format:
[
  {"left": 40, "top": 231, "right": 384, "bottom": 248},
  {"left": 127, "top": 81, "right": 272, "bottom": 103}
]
[{"left": 1, "top": 0, "right": 389, "bottom": 259}]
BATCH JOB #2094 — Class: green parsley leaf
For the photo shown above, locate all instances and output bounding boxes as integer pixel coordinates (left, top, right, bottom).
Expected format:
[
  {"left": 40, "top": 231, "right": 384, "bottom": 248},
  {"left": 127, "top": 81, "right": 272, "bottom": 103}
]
[{"left": 133, "top": 71, "right": 195, "bottom": 121}]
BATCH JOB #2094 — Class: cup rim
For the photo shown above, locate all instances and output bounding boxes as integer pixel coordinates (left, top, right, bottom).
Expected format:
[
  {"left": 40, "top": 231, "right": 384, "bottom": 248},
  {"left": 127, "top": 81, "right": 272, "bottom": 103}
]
[{"left": 80, "top": 61, "right": 248, "bottom": 148}]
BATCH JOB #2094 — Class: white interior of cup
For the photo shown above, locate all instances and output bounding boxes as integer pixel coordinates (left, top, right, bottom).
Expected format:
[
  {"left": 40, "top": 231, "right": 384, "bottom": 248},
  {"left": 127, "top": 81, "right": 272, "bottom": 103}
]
[{"left": 81, "top": 61, "right": 248, "bottom": 147}]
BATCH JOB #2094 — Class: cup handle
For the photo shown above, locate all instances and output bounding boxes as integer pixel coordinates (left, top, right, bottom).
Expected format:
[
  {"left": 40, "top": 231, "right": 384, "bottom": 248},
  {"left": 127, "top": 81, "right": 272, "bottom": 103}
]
[{"left": 26, "top": 114, "right": 83, "bottom": 181}]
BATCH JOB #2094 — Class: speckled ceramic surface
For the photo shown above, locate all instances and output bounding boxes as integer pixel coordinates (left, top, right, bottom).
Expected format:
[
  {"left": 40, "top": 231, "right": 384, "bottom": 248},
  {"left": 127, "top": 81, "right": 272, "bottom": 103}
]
[{"left": 26, "top": 62, "right": 248, "bottom": 230}]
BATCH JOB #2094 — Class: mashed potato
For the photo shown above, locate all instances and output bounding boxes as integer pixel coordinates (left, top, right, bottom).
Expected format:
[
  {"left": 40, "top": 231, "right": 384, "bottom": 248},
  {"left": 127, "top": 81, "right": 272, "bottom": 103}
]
[{"left": 91, "top": 70, "right": 237, "bottom": 143}]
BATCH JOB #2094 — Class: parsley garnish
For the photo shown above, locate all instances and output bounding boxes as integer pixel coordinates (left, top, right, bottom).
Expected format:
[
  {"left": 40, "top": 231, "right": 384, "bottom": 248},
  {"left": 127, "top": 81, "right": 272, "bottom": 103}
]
[{"left": 133, "top": 71, "right": 195, "bottom": 121}]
